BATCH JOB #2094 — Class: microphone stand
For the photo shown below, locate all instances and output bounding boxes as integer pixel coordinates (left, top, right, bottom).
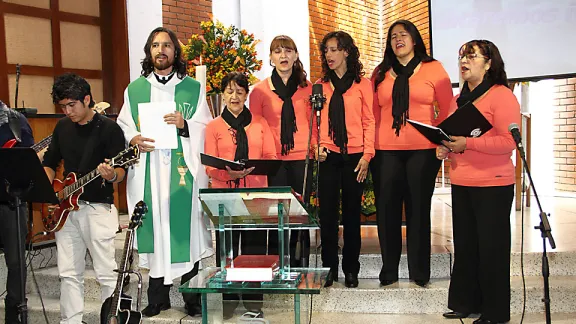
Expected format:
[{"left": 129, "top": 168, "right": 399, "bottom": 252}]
[
  {"left": 515, "top": 144, "right": 555, "bottom": 324},
  {"left": 15, "top": 64, "right": 21, "bottom": 109},
  {"left": 302, "top": 93, "right": 324, "bottom": 268}
]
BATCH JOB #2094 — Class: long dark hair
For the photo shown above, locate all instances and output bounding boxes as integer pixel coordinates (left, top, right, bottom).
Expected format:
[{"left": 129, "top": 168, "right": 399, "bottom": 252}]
[
  {"left": 141, "top": 27, "right": 187, "bottom": 79},
  {"left": 320, "top": 31, "right": 364, "bottom": 83},
  {"left": 460, "top": 39, "right": 509, "bottom": 88},
  {"left": 270, "top": 35, "right": 308, "bottom": 88},
  {"left": 52, "top": 73, "right": 95, "bottom": 108},
  {"left": 373, "top": 20, "right": 435, "bottom": 91}
]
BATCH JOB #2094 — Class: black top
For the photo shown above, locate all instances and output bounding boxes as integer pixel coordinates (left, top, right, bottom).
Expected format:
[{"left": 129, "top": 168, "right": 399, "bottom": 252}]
[
  {"left": 0, "top": 111, "right": 34, "bottom": 148},
  {"left": 42, "top": 113, "right": 126, "bottom": 204}
]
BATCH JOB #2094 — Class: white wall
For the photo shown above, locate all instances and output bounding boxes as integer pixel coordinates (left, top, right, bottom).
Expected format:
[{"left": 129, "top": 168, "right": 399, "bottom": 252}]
[
  {"left": 212, "top": 0, "right": 311, "bottom": 83},
  {"left": 126, "top": 0, "right": 163, "bottom": 82},
  {"left": 527, "top": 80, "right": 556, "bottom": 197}
]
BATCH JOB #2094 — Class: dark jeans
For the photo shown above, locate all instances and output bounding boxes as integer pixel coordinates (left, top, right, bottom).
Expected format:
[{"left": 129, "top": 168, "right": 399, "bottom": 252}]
[
  {"left": 318, "top": 152, "right": 364, "bottom": 275},
  {"left": 268, "top": 160, "right": 312, "bottom": 267},
  {"left": 370, "top": 149, "right": 441, "bottom": 282},
  {"left": 0, "top": 202, "right": 28, "bottom": 323},
  {"left": 448, "top": 184, "right": 514, "bottom": 322}
]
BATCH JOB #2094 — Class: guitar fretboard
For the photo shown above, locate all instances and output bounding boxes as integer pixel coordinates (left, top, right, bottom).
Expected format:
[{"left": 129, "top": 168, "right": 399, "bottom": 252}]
[
  {"left": 32, "top": 135, "right": 52, "bottom": 153},
  {"left": 60, "top": 168, "right": 104, "bottom": 200}
]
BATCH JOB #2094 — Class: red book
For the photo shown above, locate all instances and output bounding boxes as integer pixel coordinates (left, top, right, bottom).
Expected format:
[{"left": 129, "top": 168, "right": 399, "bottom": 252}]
[{"left": 225, "top": 255, "right": 280, "bottom": 282}]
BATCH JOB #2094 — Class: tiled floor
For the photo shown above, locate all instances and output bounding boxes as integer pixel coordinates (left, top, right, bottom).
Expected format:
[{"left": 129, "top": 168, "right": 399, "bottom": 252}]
[{"left": 306, "top": 193, "right": 576, "bottom": 255}]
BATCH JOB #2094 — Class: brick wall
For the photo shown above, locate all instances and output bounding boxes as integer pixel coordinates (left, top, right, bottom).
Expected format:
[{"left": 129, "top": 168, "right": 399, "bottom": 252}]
[
  {"left": 308, "top": 0, "right": 382, "bottom": 82},
  {"left": 162, "top": 0, "right": 212, "bottom": 43},
  {"left": 553, "top": 78, "right": 576, "bottom": 192},
  {"left": 382, "top": 0, "right": 430, "bottom": 53}
]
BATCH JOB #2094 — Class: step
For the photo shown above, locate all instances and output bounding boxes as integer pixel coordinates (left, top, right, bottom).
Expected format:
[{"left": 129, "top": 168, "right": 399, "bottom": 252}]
[
  {"left": 312, "top": 276, "right": 576, "bottom": 314},
  {"left": 3, "top": 296, "right": 576, "bottom": 324},
  {"left": 28, "top": 263, "right": 576, "bottom": 314}
]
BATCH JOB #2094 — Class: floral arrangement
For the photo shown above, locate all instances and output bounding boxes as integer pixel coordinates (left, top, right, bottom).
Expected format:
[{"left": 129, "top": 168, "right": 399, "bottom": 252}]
[{"left": 183, "top": 19, "right": 263, "bottom": 94}]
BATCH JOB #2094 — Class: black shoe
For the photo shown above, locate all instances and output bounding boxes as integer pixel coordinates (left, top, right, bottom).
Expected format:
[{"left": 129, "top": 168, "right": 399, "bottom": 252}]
[
  {"left": 142, "top": 302, "right": 171, "bottom": 317},
  {"left": 344, "top": 273, "right": 359, "bottom": 288},
  {"left": 473, "top": 319, "right": 504, "bottom": 324},
  {"left": 414, "top": 280, "right": 429, "bottom": 287},
  {"left": 379, "top": 279, "right": 398, "bottom": 287},
  {"left": 443, "top": 311, "right": 471, "bottom": 319},
  {"left": 324, "top": 268, "right": 338, "bottom": 287},
  {"left": 185, "top": 302, "right": 202, "bottom": 317}
]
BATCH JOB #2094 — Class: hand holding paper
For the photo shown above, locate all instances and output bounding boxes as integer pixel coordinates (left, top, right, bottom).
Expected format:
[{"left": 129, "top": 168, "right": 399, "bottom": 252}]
[{"left": 138, "top": 102, "right": 177, "bottom": 149}]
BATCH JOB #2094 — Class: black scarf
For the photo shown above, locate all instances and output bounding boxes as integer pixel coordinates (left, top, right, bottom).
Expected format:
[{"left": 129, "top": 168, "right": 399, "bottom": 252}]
[
  {"left": 328, "top": 70, "right": 355, "bottom": 155},
  {"left": 391, "top": 56, "right": 422, "bottom": 136},
  {"left": 222, "top": 106, "right": 252, "bottom": 161},
  {"left": 271, "top": 69, "right": 299, "bottom": 155},
  {"left": 456, "top": 79, "right": 494, "bottom": 108}
]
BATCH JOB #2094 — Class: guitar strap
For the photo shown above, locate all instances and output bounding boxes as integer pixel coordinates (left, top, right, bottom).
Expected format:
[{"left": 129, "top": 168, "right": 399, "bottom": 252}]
[
  {"left": 78, "top": 113, "right": 104, "bottom": 175},
  {"left": 7, "top": 110, "right": 22, "bottom": 143}
]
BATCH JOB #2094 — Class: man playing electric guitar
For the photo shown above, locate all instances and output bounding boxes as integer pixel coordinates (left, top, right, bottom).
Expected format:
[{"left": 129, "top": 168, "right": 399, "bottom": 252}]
[
  {"left": 0, "top": 100, "right": 34, "bottom": 323},
  {"left": 42, "top": 73, "right": 127, "bottom": 324}
]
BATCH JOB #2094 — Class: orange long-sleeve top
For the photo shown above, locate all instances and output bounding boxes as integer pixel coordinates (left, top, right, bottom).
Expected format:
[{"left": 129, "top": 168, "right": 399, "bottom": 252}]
[
  {"left": 316, "top": 77, "right": 375, "bottom": 162},
  {"left": 204, "top": 114, "right": 278, "bottom": 188},
  {"left": 249, "top": 78, "right": 316, "bottom": 160},
  {"left": 373, "top": 60, "right": 453, "bottom": 150},
  {"left": 448, "top": 85, "right": 521, "bottom": 187}
]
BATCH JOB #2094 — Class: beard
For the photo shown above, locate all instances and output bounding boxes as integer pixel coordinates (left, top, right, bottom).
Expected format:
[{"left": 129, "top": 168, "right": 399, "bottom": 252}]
[{"left": 153, "top": 55, "right": 174, "bottom": 72}]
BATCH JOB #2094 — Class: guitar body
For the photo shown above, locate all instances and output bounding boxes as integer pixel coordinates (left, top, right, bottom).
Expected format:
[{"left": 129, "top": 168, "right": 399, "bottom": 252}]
[
  {"left": 42, "top": 173, "right": 83, "bottom": 232},
  {"left": 101, "top": 294, "right": 142, "bottom": 324},
  {"left": 2, "top": 139, "right": 17, "bottom": 148}
]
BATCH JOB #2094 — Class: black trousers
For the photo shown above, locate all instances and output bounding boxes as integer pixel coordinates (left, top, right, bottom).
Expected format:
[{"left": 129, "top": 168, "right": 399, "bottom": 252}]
[
  {"left": 268, "top": 160, "right": 312, "bottom": 267},
  {"left": 0, "top": 203, "right": 28, "bottom": 314},
  {"left": 371, "top": 149, "right": 441, "bottom": 282},
  {"left": 318, "top": 152, "right": 364, "bottom": 275},
  {"left": 147, "top": 261, "right": 200, "bottom": 306},
  {"left": 215, "top": 230, "right": 267, "bottom": 311},
  {"left": 448, "top": 184, "right": 514, "bottom": 322}
]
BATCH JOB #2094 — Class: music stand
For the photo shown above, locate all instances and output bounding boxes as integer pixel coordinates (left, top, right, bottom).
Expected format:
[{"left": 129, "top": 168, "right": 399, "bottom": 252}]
[{"left": 0, "top": 148, "right": 58, "bottom": 324}]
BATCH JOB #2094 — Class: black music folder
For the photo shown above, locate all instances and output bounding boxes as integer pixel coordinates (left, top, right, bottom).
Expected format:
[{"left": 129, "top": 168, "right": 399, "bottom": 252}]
[
  {"left": 200, "top": 153, "right": 281, "bottom": 176},
  {"left": 408, "top": 101, "right": 493, "bottom": 145}
]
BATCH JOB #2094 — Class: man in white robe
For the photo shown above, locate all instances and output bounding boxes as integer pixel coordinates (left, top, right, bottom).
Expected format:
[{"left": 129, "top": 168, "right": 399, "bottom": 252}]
[{"left": 117, "top": 27, "right": 213, "bottom": 318}]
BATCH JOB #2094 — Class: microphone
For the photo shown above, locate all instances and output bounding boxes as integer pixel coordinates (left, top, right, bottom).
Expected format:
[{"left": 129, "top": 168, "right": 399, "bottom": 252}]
[
  {"left": 508, "top": 123, "right": 525, "bottom": 157},
  {"left": 310, "top": 84, "right": 326, "bottom": 115}
]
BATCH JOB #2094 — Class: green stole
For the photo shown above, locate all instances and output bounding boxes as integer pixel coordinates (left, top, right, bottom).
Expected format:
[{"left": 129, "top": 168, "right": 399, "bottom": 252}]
[{"left": 127, "top": 76, "right": 200, "bottom": 263}]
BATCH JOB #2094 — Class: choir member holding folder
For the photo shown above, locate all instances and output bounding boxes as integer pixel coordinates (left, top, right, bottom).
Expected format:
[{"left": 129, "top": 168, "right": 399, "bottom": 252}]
[
  {"left": 204, "top": 72, "right": 277, "bottom": 318},
  {"left": 371, "top": 20, "right": 453, "bottom": 288},
  {"left": 316, "top": 31, "right": 375, "bottom": 289},
  {"left": 438, "top": 40, "right": 519, "bottom": 324},
  {"left": 249, "top": 35, "right": 314, "bottom": 267}
]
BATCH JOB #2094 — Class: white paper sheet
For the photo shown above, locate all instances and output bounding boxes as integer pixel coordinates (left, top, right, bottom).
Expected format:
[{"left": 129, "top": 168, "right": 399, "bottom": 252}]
[{"left": 138, "top": 101, "right": 177, "bottom": 149}]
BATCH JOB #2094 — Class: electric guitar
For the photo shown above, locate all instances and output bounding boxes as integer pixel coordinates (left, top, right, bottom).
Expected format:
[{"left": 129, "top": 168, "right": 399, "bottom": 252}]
[
  {"left": 41, "top": 145, "right": 140, "bottom": 232},
  {"left": 101, "top": 201, "right": 147, "bottom": 324},
  {"left": 1, "top": 102, "right": 110, "bottom": 152}
]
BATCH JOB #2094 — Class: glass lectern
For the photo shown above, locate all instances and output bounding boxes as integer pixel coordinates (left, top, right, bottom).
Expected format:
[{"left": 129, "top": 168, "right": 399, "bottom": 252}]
[{"left": 179, "top": 186, "right": 329, "bottom": 324}]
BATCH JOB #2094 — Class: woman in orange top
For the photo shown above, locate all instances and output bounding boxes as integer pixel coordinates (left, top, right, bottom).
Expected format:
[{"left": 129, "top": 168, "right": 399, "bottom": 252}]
[
  {"left": 316, "top": 31, "right": 375, "bottom": 288},
  {"left": 438, "top": 40, "right": 519, "bottom": 324},
  {"left": 371, "top": 20, "right": 453, "bottom": 287},
  {"left": 250, "top": 35, "right": 313, "bottom": 267},
  {"left": 204, "top": 72, "right": 277, "bottom": 318}
]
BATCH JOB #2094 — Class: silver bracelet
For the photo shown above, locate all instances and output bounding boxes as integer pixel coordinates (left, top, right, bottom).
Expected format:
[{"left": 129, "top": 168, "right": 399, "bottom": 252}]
[{"left": 107, "top": 171, "right": 118, "bottom": 183}]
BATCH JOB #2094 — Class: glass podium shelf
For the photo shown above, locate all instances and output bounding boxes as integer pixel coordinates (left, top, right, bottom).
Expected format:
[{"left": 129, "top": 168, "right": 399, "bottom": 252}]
[
  {"left": 180, "top": 267, "right": 330, "bottom": 324},
  {"left": 199, "top": 186, "right": 319, "bottom": 230}
]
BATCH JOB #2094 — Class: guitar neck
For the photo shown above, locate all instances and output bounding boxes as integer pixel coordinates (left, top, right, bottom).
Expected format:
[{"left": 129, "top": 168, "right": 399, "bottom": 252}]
[
  {"left": 109, "top": 229, "right": 135, "bottom": 318},
  {"left": 61, "top": 168, "right": 102, "bottom": 199},
  {"left": 32, "top": 135, "right": 52, "bottom": 153}
]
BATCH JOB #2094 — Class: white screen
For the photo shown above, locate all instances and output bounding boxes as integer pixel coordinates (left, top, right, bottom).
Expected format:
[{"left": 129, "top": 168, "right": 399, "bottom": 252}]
[{"left": 430, "top": 0, "right": 576, "bottom": 83}]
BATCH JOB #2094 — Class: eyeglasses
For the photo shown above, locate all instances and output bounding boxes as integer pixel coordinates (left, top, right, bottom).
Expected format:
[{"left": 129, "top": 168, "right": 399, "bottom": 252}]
[
  {"left": 458, "top": 53, "right": 488, "bottom": 61},
  {"left": 228, "top": 128, "right": 237, "bottom": 145}
]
